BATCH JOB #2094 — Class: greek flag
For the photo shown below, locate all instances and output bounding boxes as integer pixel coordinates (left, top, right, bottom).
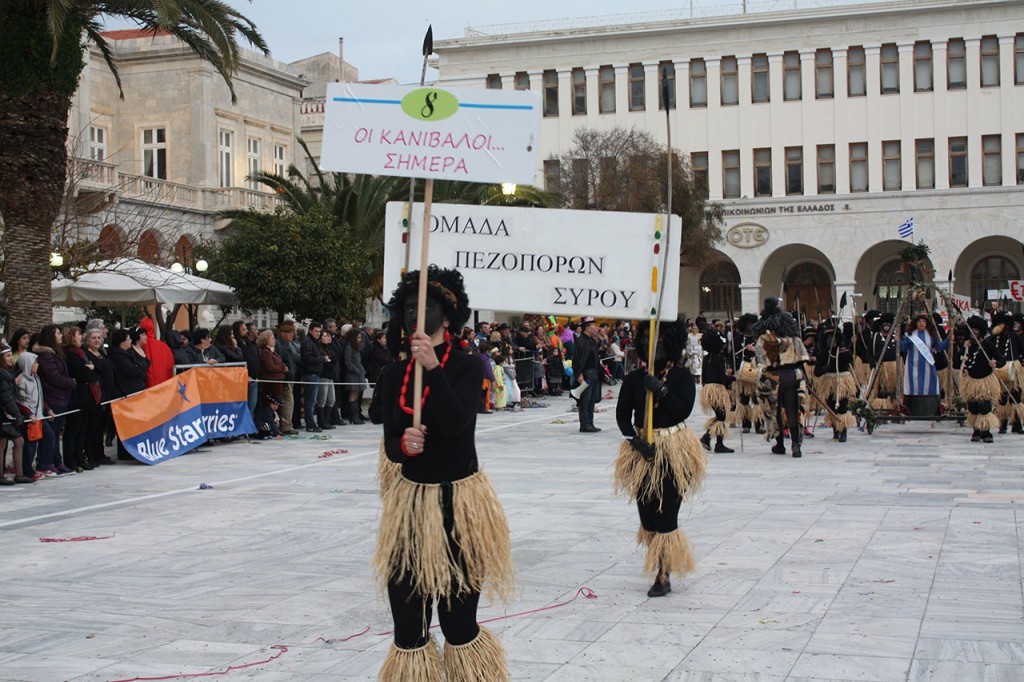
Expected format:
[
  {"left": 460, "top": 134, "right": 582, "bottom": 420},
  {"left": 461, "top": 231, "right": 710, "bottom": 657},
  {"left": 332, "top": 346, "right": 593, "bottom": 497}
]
[{"left": 898, "top": 217, "right": 914, "bottom": 239}]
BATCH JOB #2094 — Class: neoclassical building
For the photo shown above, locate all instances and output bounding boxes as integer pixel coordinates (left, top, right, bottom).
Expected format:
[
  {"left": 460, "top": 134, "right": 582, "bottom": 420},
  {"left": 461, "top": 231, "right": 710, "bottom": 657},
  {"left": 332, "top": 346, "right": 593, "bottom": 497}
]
[{"left": 435, "top": 0, "right": 1024, "bottom": 317}]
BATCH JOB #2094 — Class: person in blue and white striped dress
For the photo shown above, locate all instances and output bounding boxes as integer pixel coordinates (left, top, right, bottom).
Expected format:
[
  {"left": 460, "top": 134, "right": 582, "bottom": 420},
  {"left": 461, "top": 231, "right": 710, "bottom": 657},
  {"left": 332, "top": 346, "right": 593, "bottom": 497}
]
[{"left": 899, "top": 314, "right": 950, "bottom": 415}]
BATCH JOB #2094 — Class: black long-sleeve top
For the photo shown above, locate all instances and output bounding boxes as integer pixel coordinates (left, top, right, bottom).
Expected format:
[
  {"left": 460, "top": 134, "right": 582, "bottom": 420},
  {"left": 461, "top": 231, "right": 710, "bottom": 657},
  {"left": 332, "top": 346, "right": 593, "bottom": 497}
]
[
  {"left": 814, "top": 343, "right": 854, "bottom": 376},
  {"left": 733, "top": 333, "right": 755, "bottom": 365},
  {"left": 962, "top": 338, "right": 1003, "bottom": 379},
  {"left": 855, "top": 325, "right": 873, "bottom": 363},
  {"left": 381, "top": 341, "right": 484, "bottom": 484},
  {"left": 995, "top": 332, "right": 1024, "bottom": 364},
  {"left": 872, "top": 332, "right": 898, "bottom": 363},
  {"left": 701, "top": 353, "right": 735, "bottom": 387},
  {"left": 616, "top": 366, "right": 696, "bottom": 437}
]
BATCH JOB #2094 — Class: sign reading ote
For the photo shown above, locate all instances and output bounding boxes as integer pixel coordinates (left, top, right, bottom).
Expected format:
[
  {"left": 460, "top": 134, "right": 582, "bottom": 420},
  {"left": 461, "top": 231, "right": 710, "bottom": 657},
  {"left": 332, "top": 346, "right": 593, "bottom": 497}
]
[
  {"left": 384, "top": 203, "right": 682, "bottom": 320},
  {"left": 320, "top": 84, "right": 541, "bottom": 184}
]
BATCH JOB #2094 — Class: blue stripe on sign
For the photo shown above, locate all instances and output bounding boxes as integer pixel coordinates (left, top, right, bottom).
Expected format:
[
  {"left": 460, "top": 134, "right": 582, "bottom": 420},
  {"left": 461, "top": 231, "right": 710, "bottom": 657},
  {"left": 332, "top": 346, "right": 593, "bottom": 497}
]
[
  {"left": 333, "top": 97, "right": 401, "bottom": 104},
  {"left": 460, "top": 103, "right": 535, "bottom": 110}
]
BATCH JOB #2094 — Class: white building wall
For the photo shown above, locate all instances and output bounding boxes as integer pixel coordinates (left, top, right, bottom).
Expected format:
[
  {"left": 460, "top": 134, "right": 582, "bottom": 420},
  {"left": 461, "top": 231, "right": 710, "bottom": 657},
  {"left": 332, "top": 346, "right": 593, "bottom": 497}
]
[{"left": 435, "top": 0, "right": 1024, "bottom": 317}]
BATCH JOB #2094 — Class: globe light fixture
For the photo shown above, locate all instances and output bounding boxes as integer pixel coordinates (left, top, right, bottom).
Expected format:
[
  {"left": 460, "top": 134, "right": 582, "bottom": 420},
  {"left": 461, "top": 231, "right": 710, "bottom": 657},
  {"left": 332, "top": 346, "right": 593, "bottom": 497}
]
[
  {"left": 50, "top": 252, "right": 64, "bottom": 268},
  {"left": 170, "top": 262, "right": 185, "bottom": 273},
  {"left": 195, "top": 259, "right": 209, "bottom": 273}
]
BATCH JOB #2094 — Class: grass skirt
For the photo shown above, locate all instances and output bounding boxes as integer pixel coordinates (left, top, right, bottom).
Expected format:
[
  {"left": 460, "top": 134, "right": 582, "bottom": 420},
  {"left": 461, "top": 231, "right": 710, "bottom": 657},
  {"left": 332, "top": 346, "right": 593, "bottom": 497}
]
[
  {"left": 700, "top": 383, "right": 732, "bottom": 413},
  {"left": 961, "top": 373, "right": 1000, "bottom": 403},
  {"left": 378, "top": 637, "right": 442, "bottom": 682},
  {"left": 874, "top": 361, "right": 898, "bottom": 396},
  {"left": 824, "top": 410, "right": 856, "bottom": 433},
  {"left": 374, "top": 471, "right": 515, "bottom": 606},
  {"left": 854, "top": 357, "right": 870, "bottom": 388},
  {"left": 377, "top": 438, "right": 401, "bottom": 497},
  {"left": 703, "top": 417, "right": 729, "bottom": 438},
  {"left": 614, "top": 423, "right": 706, "bottom": 509},
  {"left": 442, "top": 626, "right": 509, "bottom": 682},
  {"left": 818, "top": 372, "right": 858, "bottom": 403},
  {"left": 636, "top": 527, "right": 695, "bottom": 577}
]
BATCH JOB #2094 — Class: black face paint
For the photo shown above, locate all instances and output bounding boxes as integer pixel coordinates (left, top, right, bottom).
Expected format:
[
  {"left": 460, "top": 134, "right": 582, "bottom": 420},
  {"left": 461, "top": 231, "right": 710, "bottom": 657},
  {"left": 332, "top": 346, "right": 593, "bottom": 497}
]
[{"left": 404, "top": 296, "right": 445, "bottom": 337}]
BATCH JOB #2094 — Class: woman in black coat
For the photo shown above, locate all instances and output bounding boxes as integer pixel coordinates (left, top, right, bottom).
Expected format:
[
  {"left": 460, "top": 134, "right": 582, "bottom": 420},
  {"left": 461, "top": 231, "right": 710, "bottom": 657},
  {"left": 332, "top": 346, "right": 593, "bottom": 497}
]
[
  {"left": 83, "top": 329, "right": 115, "bottom": 466},
  {"left": 109, "top": 328, "right": 150, "bottom": 461}
]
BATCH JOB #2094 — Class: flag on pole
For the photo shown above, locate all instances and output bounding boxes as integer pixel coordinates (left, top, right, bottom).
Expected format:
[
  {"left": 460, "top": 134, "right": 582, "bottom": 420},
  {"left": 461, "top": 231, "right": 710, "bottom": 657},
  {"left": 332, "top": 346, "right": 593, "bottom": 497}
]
[{"left": 898, "top": 216, "right": 915, "bottom": 239}]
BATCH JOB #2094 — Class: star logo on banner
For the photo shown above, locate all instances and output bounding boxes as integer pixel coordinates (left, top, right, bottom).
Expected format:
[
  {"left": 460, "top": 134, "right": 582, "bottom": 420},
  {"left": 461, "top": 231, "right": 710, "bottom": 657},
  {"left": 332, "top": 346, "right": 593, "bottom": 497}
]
[{"left": 177, "top": 380, "right": 191, "bottom": 403}]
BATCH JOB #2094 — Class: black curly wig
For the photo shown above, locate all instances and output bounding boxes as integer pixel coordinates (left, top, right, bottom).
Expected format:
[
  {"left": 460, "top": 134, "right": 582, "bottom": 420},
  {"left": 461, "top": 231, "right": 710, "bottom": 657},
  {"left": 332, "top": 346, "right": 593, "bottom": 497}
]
[
  {"left": 635, "top": 319, "right": 688, "bottom": 369},
  {"left": 385, "top": 266, "right": 471, "bottom": 354},
  {"left": 752, "top": 297, "right": 801, "bottom": 338}
]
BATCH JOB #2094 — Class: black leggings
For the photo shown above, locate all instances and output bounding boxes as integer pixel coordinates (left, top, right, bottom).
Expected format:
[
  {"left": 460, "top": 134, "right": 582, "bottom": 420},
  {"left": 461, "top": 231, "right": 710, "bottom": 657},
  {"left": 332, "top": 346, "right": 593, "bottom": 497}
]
[
  {"left": 776, "top": 369, "right": 801, "bottom": 439},
  {"left": 387, "top": 577, "right": 480, "bottom": 649},
  {"left": 636, "top": 474, "right": 682, "bottom": 534}
]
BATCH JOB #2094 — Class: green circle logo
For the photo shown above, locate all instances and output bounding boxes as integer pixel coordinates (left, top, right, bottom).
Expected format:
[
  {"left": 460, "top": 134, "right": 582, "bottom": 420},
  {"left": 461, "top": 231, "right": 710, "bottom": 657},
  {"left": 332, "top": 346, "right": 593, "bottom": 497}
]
[{"left": 401, "top": 89, "right": 459, "bottom": 122}]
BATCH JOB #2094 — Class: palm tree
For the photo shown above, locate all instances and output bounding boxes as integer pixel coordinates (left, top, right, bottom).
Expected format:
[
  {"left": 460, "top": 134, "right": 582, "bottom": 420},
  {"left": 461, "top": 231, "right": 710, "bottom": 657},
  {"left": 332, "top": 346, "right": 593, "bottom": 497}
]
[{"left": 0, "top": 1, "right": 267, "bottom": 333}]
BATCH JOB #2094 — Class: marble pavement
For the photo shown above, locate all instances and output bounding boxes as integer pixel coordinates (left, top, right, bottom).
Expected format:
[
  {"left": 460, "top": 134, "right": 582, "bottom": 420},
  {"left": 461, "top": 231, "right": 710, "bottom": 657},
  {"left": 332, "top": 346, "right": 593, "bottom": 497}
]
[{"left": 1, "top": 388, "right": 1023, "bottom": 681}]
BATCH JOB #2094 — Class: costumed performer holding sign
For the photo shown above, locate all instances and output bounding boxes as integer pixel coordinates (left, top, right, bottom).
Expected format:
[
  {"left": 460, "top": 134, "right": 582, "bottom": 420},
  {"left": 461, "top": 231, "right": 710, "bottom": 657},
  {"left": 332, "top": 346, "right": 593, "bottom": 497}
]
[
  {"left": 614, "top": 320, "right": 707, "bottom": 597},
  {"left": 374, "top": 267, "right": 514, "bottom": 681}
]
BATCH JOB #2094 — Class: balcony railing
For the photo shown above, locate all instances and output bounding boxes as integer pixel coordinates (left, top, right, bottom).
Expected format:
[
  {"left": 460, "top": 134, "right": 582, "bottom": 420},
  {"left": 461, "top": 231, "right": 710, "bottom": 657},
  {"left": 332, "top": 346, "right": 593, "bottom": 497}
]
[{"left": 79, "top": 159, "right": 281, "bottom": 214}]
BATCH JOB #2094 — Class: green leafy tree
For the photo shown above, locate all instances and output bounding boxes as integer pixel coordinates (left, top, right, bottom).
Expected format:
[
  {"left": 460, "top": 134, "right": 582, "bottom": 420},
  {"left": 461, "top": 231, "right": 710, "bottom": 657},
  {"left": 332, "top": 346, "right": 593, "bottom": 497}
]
[
  {"left": 548, "top": 126, "right": 724, "bottom": 266},
  {"left": 207, "top": 208, "right": 368, "bottom": 322},
  {"left": 0, "top": 1, "right": 266, "bottom": 334}
]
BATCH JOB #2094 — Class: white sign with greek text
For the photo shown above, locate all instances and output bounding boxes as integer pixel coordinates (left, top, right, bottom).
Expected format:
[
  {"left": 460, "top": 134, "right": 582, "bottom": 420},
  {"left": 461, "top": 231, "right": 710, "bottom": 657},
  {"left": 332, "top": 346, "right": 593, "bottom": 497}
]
[
  {"left": 320, "top": 83, "right": 541, "bottom": 184},
  {"left": 383, "top": 203, "right": 682, "bottom": 320}
]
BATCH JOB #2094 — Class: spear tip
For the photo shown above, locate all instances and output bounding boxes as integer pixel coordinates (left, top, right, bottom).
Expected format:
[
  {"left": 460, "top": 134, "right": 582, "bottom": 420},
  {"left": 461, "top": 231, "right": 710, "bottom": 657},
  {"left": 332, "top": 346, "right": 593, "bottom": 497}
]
[{"left": 422, "top": 25, "right": 434, "bottom": 56}]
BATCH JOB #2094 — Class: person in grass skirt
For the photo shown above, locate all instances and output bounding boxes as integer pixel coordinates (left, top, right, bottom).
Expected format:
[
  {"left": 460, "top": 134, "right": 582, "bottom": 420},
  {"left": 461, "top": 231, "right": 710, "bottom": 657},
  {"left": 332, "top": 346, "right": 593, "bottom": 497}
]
[
  {"left": 814, "top": 320, "right": 857, "bottom": 442},
  {"left": 374, "top": 267, "right": 514, "bottom": 681},
  {"left": 699, "top": 328, "right": 735, "bottom": 453},
  {"left": 991, "top": 312, "right": 1024, "bottom": 434},
  {"left": 869, "top": 312, "right": 900, "bottom": 410},
  {"left": 614, "top": 320, "right": 707, "bottom": 598},
  {"left": 753, "top": 298, "right": 810, "bottom": 458},
  {"left": 959, "top": 315, "right": 1004, "bottom": 444}
]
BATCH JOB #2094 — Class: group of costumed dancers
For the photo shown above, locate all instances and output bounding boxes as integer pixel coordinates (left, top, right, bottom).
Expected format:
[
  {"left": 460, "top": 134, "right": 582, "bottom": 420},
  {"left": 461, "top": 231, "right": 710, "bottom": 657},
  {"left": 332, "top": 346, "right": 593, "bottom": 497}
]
[
  {"left": 698, "top": 301, "right": 1024, "bottom": 454},
  {"left": 368, "top": 265, "right": 1021, "bottom": 680}
]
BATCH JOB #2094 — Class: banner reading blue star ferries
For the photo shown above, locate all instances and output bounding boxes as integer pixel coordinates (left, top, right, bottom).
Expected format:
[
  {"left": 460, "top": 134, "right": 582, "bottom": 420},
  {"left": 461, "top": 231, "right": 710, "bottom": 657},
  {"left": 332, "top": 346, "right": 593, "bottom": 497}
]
[{"left": 111, "top": 367, "right": 256, "bottom": 465}]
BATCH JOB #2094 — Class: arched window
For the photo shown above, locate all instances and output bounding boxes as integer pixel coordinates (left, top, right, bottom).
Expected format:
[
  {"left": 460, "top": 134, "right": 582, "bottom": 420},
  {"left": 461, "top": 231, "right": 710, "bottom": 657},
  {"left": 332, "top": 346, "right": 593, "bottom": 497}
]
[
  {"left": 97, "top": 225, "right": 124, "bottom": 257},
  {"left": 971, "top": 255, "right": 1021, "bottom": 313},
  {"left": 785, "top": 262, "right": 832, "bottom": 320},
  {"left": 174, "top": 235, "right": 194, "bottom": 265},
  {"left": 875, "top": 258, "right": 912, "bottom": 314},
  {"left": 700, "top": 261, "right": 741, "bottom": 314},
  {"left": 138, "top": 230, "right": 162, "bottom": 264}
]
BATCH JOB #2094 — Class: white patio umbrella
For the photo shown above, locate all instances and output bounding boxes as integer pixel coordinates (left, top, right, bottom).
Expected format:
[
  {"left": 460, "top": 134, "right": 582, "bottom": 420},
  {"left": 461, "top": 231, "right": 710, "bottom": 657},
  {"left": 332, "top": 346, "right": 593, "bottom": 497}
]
[{"left": 1, "top": 258, "right": 236, "bottom": 307}]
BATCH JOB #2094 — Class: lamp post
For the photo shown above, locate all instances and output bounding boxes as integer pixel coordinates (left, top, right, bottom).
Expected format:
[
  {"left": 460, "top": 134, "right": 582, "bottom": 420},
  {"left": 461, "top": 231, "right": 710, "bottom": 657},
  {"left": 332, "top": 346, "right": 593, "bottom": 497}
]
[{"left": 170, "top": 247, "right": 209, "bottom": 332}]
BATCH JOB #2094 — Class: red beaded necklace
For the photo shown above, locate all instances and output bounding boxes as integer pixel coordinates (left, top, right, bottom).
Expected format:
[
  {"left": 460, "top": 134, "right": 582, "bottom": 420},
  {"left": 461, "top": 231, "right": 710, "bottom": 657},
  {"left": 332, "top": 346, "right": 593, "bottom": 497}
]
[{"left": 399, "top": 330, "right": 452, "bottom": 415}]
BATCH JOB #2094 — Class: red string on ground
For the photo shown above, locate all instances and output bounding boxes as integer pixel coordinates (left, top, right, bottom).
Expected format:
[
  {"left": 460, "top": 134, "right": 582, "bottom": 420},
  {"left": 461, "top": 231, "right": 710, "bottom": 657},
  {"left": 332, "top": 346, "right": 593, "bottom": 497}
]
[
  {"left": 318, "top": 449, "right": 349, "bottom": 459},
  {"left": 373, "top": 586, "right": 599, "bottom": 636},
  {"left": 39, "top": 534, "right": 115, "bottom": 543},
  {"left": 106, "top": 645, "right": 287, "bottom": 682}
]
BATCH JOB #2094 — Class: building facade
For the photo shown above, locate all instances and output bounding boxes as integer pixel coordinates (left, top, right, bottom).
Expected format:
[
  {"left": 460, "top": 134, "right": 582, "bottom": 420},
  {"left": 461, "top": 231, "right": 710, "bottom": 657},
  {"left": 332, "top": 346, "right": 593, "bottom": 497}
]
[
  {"left": 435, "top": 0, "right": 1024, "bottom": 317},
  {"left": 67, "top": 29, "right": 310, "bottom": 274}
]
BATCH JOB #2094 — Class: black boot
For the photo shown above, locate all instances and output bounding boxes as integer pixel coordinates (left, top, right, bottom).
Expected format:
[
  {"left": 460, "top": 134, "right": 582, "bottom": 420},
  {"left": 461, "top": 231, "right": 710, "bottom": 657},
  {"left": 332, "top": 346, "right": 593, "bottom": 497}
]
[
  {"left": 838, "top": 429, "right": 847, "bottom": 443},
  {"left": 999, "top": 422, "right": 1008, "bottom": 434},
  {"left": 1013, "top": 421, "right": 1024, "bottom": 435},
  {"left": 791, "top": 433, "right": 802, "bottom": 458},
  {"left": 755, "top": 422, "right": 765, "bottom": 435},
  {"left": 714, "top": 437, "right": 734, "bottom": 453},
  {"left": 330, "top": 404, "right": 344, "bottom": 426},
  {"left": 647, "top": 569, "right": 671, "bottom": 597},
  {"left": 700, "top": 433, "right": 711, "bottom": 451},
  {"left": 982, "top": 431, "right": 994, "bottom": 443},
  {"left": 971, "top": 429, "right": 982, "bottom": 442},
  {"left": 832, "top": 427, "right": 840, "bottom": 441},
  {"left": 771, "top": 437, "right": 786, "bottom": 455},
  {"left": 318, "top": 407, "right": 336, "bottom": 430},
  {"left": 349, "top": 400, "right": 364, "bottom": 425}
]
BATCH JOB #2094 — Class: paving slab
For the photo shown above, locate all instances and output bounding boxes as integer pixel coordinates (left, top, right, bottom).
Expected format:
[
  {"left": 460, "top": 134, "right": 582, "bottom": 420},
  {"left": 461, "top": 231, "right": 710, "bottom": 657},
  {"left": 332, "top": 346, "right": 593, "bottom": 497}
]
[{"left": 1, "top": 388, "right": 1023, "bottom": 681}]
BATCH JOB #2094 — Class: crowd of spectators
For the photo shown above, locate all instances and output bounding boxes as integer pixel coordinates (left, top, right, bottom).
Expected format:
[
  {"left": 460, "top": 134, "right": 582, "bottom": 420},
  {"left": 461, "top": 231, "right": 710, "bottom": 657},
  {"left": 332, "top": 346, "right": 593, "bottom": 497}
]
[{"left": 0, "top": 313, "right": 640, "bottom": 486}]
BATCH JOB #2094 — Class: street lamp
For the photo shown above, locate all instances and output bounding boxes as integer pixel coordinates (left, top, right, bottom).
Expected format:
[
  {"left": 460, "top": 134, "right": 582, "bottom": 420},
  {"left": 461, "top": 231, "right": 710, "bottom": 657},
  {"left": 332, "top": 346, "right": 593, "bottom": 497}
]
[
  {"left": 170, "top": 262, "right": 185, "bottom": 273},
  {"left": 501, "top": 182, "right": 517, "bottom": 196},
  {"left": 195, "top": 259, "right": 208, "bottom": 273}
]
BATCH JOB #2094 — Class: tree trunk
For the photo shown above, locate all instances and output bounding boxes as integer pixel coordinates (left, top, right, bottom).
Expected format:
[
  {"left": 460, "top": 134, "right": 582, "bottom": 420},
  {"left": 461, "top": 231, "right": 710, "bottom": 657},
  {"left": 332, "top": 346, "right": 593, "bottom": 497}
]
[
  {"left": 0, "top": 87, "right": 69, "bottom": 335},
  {"left": 0, "top": 5, "right": 81, "bottom": 336}
]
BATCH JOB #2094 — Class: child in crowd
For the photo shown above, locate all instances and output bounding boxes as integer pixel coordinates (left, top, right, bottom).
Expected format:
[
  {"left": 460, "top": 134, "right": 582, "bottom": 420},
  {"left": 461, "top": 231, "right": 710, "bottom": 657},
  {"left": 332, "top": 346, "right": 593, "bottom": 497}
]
[{"left": 254, "top": 394, "right": 283, "bottom": 440}]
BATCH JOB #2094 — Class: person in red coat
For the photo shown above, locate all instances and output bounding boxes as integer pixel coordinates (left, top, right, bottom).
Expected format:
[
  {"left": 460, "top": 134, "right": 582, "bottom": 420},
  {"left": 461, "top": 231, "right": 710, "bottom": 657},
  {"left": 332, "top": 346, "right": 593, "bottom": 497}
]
[{"left": 139, "top": 317, "right": 175, "bottom": 386}]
